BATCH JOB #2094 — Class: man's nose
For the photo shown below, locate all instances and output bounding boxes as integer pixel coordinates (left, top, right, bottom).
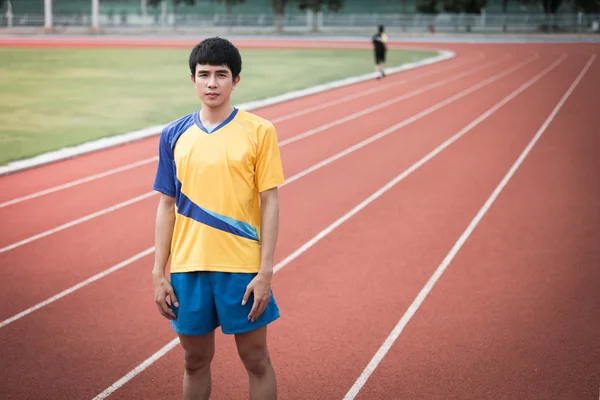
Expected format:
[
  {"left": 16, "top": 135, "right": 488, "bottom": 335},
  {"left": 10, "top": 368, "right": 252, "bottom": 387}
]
[{"left": 207, "top": 75, "right": 217, "bottom": 87}]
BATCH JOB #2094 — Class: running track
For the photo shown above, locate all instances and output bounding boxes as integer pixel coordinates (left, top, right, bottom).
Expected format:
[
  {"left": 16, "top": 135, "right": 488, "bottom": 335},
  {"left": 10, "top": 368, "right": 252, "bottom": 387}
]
[{"left": 0, "top": 38, "right": 599, "bottom": 400}]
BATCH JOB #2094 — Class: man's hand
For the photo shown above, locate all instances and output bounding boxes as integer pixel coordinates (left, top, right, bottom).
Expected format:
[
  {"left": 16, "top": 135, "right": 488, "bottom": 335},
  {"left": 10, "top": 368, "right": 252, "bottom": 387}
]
[
  {"left": 153, "top": 273, "right": 179, "bottom": 320},
  {"left": 242, "top": 272, "right": 272, "bottom": 322}
]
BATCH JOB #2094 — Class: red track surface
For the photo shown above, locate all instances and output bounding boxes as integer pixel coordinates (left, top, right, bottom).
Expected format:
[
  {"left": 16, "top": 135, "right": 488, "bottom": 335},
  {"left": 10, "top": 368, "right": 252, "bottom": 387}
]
[{"left": 0, "top": 38, "right": 598, "bottom": 400}]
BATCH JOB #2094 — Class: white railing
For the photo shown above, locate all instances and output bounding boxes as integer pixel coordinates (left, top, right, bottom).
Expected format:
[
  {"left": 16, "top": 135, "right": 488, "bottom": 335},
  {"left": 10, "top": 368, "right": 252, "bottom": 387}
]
[{"left": 2, "top": 10, "right": 600, "bottom": 34}]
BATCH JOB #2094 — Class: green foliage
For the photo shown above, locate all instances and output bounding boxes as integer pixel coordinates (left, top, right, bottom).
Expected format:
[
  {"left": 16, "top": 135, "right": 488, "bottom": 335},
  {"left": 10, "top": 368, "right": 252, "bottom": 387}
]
[
  {"left": 146, "top": 0, "right": 196, "bottom": 6},
  {"left": 272, "top": 0, "right": 287, "bottom": 14},
  {"left": 415, "top": 0, "right": 438, "bottom": 13},
  {"left": 293, "top": 0, "right": 344, "bottom": 12},
  {"left": 573, "top": 0, "right": 600, "bottom": 12},
  {"left": 461, "top": 0, "right": 486, "bottom": 13},
  {"left": 442, "top": 0, "right": 486, "bottom": 13},
  {"left": 516, "top": 0, "right": 561, "bottom": 13}
]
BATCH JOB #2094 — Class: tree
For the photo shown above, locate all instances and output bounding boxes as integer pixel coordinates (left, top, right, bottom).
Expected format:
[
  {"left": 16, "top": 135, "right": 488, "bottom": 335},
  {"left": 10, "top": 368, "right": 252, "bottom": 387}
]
[
  {"left": 291, "top": 0, "right": 344, "bottom": 31},
  {"left": 212, "top": 0, "right": 245, "bottom": 30},
  {"left": 293, "top": 0, "right": 344, "bottom": 13},
  {"left": 461, "top": 0, "right": 486, "bottom": 13},
  {"left": 415, "top": 0, "right": 438, "bottom": 13},
  {"left": 147, "top": 0, "right": 196, "bottom": 16},
  {"left": 573, "top": 0, "right": 600, "bottom": 12},
  {"left": 272, "top": 0, "right": 287, "bottom": 33},
  {"left": 442, "top": 0, "right": 461, "bottom": 13},
  {"left": 442, "top": 0, "right": 486, "bottom": 13},
  {"left": 540, "top": 0, "right": 562, "bottom": 13},
  {"left": 147, "top": 0, "right": 195, "bottom": 28},
  {"left": 213, "top": 0, "right": 245, "bottom": 15},
  {"left": 517, "top": 0, "right": 562, "bottom": 13}
]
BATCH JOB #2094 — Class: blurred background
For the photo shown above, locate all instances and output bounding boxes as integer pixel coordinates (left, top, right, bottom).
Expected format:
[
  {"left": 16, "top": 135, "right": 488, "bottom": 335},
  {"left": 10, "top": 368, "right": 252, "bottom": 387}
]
[{"left": 1, "top": 0, "right": 599, "bottom": 36}]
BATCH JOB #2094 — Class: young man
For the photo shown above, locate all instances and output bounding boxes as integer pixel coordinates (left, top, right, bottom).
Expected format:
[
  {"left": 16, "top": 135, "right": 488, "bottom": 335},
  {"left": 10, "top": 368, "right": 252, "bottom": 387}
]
[
  {"left": 372, "top": 25, "right": 388, "bottom": 79},
  {"left": 152, "top": 37, "right": 284, "bottom": 400}
]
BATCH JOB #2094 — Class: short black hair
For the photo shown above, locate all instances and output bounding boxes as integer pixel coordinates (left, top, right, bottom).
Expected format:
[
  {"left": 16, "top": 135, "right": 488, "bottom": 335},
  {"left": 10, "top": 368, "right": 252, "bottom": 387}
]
[{"left": 189, "top": 37, "right": 242, "bottom": 80}]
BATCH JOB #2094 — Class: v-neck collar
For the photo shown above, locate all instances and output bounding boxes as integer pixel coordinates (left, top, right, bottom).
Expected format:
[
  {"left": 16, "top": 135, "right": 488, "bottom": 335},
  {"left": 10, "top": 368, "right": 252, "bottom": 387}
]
[{"left": 194, "top": 108, "right": 238, "bottom": 134}]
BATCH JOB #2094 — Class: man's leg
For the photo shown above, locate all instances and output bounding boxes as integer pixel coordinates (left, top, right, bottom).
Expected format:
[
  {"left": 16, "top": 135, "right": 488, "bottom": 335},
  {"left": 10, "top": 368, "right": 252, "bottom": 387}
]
[
  {"left": 235, "top": 326, "right": 277, "bottom": 400},
  {"left": 179, "top": 331, "right": 215, "bottom": 400}
]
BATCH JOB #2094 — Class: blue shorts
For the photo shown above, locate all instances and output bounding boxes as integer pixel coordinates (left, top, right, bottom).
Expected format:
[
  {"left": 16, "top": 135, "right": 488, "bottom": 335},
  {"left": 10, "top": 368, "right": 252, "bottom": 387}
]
[{"left": 169, "top": 271, "right": 280, "bottom": 336}]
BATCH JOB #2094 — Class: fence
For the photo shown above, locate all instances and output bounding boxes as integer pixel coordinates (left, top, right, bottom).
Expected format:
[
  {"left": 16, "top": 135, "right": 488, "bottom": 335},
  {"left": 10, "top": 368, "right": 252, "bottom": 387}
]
[{"left": 1, "top": 2, "right": 599, "bottom": 35}]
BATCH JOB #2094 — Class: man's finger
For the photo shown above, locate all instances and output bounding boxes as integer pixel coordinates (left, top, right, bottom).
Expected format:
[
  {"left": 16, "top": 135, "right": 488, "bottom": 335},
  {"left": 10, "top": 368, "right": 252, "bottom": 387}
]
[
  {"left": 242, "top": 285, "right": 253, "bottom": 306},
  {"left": 248, "top": 297, "right": 261, "bottom": 321},
  {"left": 168, "top": 289, "right": 179, "bottom": 308},
  {"left": 157, "top": 297, "right": 175, "bottom": 320},
  {"left": 254, "top": 295, "right": 269, "bottom": 320}
]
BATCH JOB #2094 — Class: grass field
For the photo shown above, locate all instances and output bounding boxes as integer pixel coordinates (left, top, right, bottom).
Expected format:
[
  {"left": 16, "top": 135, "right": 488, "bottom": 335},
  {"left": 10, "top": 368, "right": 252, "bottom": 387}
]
[{"left": 0, "top": 47, "right": 438, "bottom": 165}]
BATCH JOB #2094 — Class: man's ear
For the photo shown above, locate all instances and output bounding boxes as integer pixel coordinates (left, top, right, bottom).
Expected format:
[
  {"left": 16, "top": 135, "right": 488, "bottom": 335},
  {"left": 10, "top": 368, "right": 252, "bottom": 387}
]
[
  {"left": 232, "top": 75, "right": 241, "bottom": 89},
  {"left": 190, "top": 74, "right": 195, "bottom": 84}
]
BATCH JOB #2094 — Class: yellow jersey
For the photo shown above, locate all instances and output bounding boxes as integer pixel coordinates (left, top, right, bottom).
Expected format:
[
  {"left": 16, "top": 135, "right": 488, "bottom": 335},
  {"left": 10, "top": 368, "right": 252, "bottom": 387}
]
[{"left": 153, "top": 108, "right": 285, "bottom": 274}]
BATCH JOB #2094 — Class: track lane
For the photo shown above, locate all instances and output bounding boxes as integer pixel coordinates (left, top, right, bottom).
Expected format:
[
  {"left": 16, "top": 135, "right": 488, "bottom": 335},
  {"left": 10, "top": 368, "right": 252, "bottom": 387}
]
[
  {"left": 0, "top": 46, "right": 468, "bottom": 202},
  {"left": 348, "top": 54, "right": 597, "bottom": 400},
  {"left": 0, "top": 52, "right": 521, "bottom": 312},
  {"left": 0, "top": 135, "right": 159, "bottom": 203},
  {"left": 0, "top": 50, "right": 542, "bottom": 400},
  {"left": 0, "top": 52, "right": 495, "bottom": 245},
  {"left": 86, "top": 52, "right": 571, "bottom": 400},
  {"left": 0, "top": 52, "right": 502, "bottom": 260}
]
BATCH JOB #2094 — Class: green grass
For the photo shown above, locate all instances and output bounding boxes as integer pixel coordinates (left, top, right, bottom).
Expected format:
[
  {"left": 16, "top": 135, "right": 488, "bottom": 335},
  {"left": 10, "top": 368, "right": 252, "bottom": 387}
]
[{"left": 0, "top": 47, "right": 438, "bottom": 165}]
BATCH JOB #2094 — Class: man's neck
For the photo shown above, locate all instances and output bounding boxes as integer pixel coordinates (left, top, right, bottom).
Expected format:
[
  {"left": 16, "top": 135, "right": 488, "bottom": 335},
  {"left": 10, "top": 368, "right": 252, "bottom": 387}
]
[{"left": 200, "top": 103, "right": 235, "bottom": 127}]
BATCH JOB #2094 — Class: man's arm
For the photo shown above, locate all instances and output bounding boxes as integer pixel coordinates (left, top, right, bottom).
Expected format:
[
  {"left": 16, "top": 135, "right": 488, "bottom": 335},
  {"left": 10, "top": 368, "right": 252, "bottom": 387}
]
[
  {"left": 258, "top": 187, "right": 279, "bottom": 276},
  {"left": 243, "top": 187, "right": 279, "bottom": 322},
  {"left": 152, "top": 194, "right": 178, "bottom": 320}
]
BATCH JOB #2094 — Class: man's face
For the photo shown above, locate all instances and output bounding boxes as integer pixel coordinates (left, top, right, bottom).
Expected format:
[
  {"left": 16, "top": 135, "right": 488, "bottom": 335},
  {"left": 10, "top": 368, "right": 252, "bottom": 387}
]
[{"left": 191, "top": 64, "right": 240, "bottom": 108}]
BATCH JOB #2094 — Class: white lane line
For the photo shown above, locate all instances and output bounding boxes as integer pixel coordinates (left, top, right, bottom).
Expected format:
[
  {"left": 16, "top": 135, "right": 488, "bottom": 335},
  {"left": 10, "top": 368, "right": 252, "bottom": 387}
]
[
  {"left": 0, "top": 157, "right": 158, "bottom": 209},
  {"left": 91, "top": 337, "right": 181, "bottom": 400},
  {"left": 0, "top": 52, "right": 489, "bottom": 209},
  {"left": 0, "top": 50, "right": 455, "bottom": 177},
  {"left": 89, "top": 53, "right": 559, "bottom": 400},
  {"left": 0, "top": 248, "right": 155, "bottom": 329},
  {"left": 271, "top": 52, "right": 487, "bottom": 124},
  {"left": 0, "top": 55, "right": 515, "bottom": 253},
  {"left": 0, "top": 192, "right": 157, "bottom": 254},
  {"left": 278, "top": 54, "right": 511, "bottom": 147},
  {"left": 0, "top": 53, "right": 539, "bottom": 329},
  {"left": 343, "top": 53, "right": 592, "bottom": 400},
  {"left": 282, "top": 54, "right": 539, "bottom": 186}
]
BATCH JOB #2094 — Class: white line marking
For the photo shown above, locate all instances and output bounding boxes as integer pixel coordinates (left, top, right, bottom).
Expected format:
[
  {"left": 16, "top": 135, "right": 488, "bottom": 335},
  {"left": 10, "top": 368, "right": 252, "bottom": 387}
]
[
  {"left": 91, "top": 337, "right": 181, "bottom": 400},
  {"left": 278, "top": 54, "right": 511, "bottom": 147},
  {"left": 271, "top": 52, "right": 486, "bottom": 124},
  {"left": 0, "top": 247, "right": 155, "bottom": 329},
  {"left": 0, "top": 55, "right": 514, "bottom": 252},
  {"left": 343, "top": 53, "right": 593, "bottom": 400},
  {"left": 0, "top": 157, "right": 158, "bottom": 209},
  {"left": 0, "top": 53, "right": 483, "bottom": 209},
  {"left": 0, "top": 192, "right": 156, "bottom": 254},
  {"left": 89, "top": 53, "right": 559, "bottom": 400},
  {"left": 0, "top": 50, "right": 455, "bottom": 176},
  {"left": 0, "top": 53, "right": 532, "bottom": 331},
  {"left": 0, "top": 53, "right": 537, "bottom": 330},
  {"left": 282, "top": 54, "right": 539, "bottom": 186}
]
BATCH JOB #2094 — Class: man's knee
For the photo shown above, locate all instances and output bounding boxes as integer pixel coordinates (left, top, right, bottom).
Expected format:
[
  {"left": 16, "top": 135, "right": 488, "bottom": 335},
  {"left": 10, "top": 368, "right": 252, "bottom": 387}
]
[
  {"left": 238, "top": 345, "right": 271, "bottom": 377},
  {"left": 179, "top": 332, "right": 215, "bottom": 373},
  {"left": 184, "top": 348, "right": 214, "bottom": 373}
]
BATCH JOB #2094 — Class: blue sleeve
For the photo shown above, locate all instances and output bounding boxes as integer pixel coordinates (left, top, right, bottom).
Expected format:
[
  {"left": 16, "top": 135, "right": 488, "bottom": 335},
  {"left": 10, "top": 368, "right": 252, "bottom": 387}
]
[{"left": 152, "top": 129, "right": 176, "bottom": 198}]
